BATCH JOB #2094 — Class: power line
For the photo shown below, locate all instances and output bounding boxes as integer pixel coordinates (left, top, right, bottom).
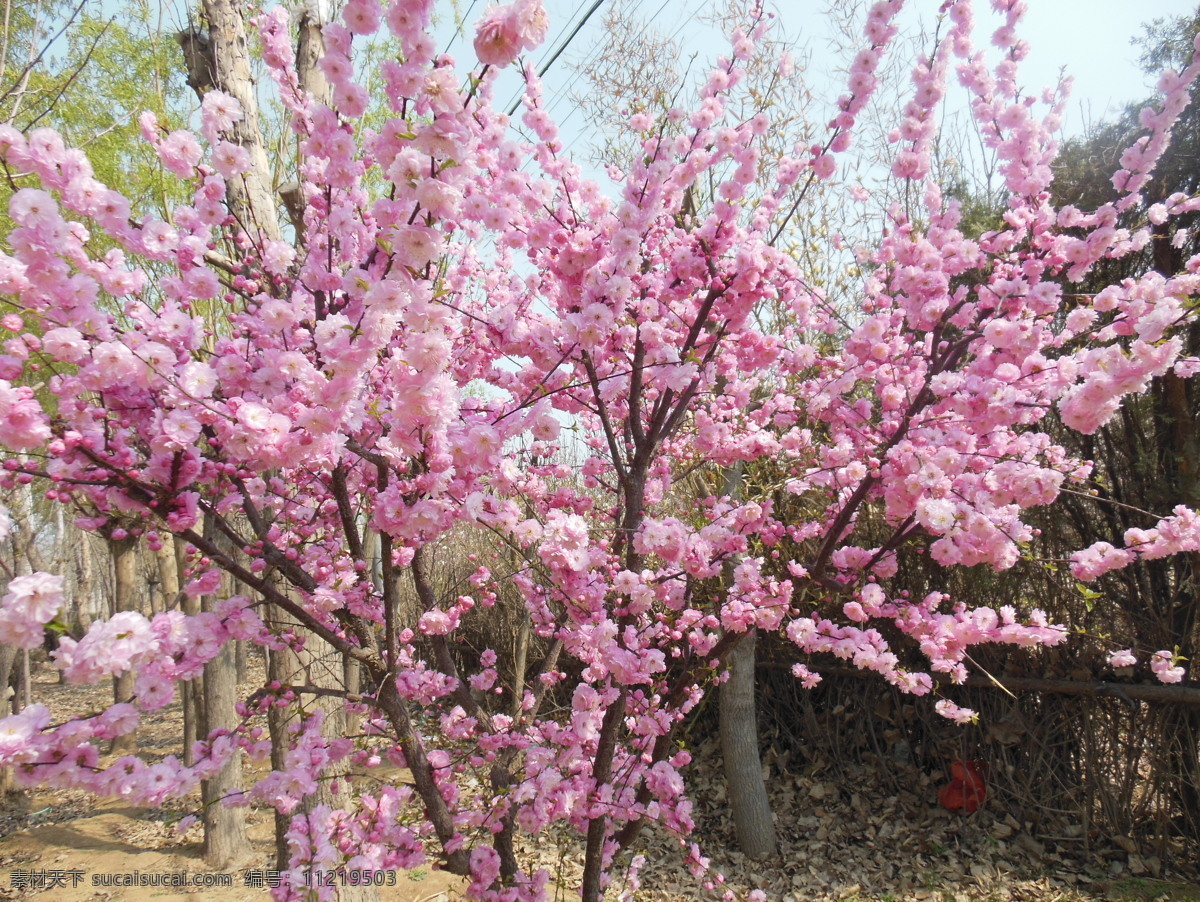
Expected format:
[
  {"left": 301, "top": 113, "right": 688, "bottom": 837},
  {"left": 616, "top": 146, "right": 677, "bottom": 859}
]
[
  {"left": 506, "top": 0, "right": 608, "bottom": 117},
  {"left": 510, "top": 0, "right": 713, "bottom": 170},
  {"left": 547, "top": 0, "right": 702, "bottom": 122},
  {"left": 443, "top": 0, "right": 482, "bottom": 56},
  {"left": 501, "top": 0, "right": 595, "bottom": 114},
  {"left": 534, "top": 0, "right": 593, "bottom": 73},
  {"left": 548, "top": 0, "right": 702, "bottom": 159}
]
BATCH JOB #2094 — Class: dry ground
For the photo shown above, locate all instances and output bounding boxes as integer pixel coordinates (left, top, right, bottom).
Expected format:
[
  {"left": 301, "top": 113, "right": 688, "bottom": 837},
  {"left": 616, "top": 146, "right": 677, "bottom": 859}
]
[{"left": 0, "top": 659, "right": 1196, "bottom": 902}]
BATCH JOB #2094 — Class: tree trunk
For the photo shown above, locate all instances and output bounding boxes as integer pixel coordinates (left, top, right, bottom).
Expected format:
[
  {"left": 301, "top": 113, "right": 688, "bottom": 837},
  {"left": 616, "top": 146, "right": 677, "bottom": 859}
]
[
  {"left": 0, "top": 644, "right": 16, "bottom": 713},
  {"left": 306, "top": 652, "right": 377, "bottom": 902},
  {"left": 341, "top": 651, "right": 361, "bottom": 737},
  {"left": 200, "top": 630, "right": 249, "bottom": 868},
  {"left": 55, "top": 506, "right": 77, "bottom": 682},
  {"left": 158, "top": 536, "right": 203, "bottom": 766},
  {"left": 12, "top": 483, "right": 42, "bottom": 575},
  {"left": 0, "top": 642, "right": 16, "bottom": 792},
  {"left": 267, "top": 610, "right": 375, "bottom": 899},
  {"left": 72, "top": 529, "right": 94, "bottom": 634},
  {"left": 511, "top": 613, "right": 530, "bottom": 720},
  {"left": 143, "top": 540, "right": 160, "bottom": 616},
  {"left": 108, "top": 534, "right": 138, "bottom": 756},
  {"left": 262, "top": 571, "right": 374, "bottom": 899},
  {"left": 363, "top": 528, "right": 381, "bottom": 591},
  {"left": 720, "top": 630, "right": 777, "bottom": 858},
  {"left": 266, "top": 587, "right": 300, "bottom": 871},
  {"left": 18, "top": 647, "right": 30, "bottom": 709},
  {"left": 3, "top": 489, "right": 36, "bottom": 720},
  {"left": 200, "top": 519, "right": 249, "bottom": 869},
  {"left": 279, "top": 1, "right": 330, "bottom": 234},
  {"left": 179, "top": 0, "right": 280, "bottom": 242},
  {"left": 176, "top": 7, "right": 373, "bottom": 895},
  {"left": 717, "top": 462, "right": 777, "bottom": 858},
  {"left": 154, "top": 538, "right": 182, "bottom": 609}
]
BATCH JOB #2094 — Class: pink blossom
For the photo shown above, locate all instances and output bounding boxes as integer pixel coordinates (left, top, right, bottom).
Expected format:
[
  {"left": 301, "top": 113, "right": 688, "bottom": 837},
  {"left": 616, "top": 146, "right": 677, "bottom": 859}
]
[
  {"left": 211, "top": 141, "right": 251, "bottom": 179},
  {"left": 58, "top": 612, "right": 157, "bottom": 683},
  {"left": 201, "top": 91, "right": 242, "bottom": 138},
  {"left": 1107, "top": 648, "right": 1137, "bottom": 668},
  {"left": 538, "top": 511, "right": 590, "bottom": 572},
  {"left": 9, "top": 188, "right": 58, "bottom": 229},
  {"left": 0, "top": 2, "right": 1197, "bottom": 894},
  {"left": 0, "top": 382, "right": 51, "bottom": 450},
  {"left": 42, "top": 327, "right": 88, "bottom": 363},
  {"left": 342, "top": 0, "right": 381, "bottom": 35},
  {"left": 417, "top": 608, "right": 459, "bottom": 636},
  {"left": 0, "top": 607, "right": 45, "bottom": 649},
  {"left": 0, "top": 704, "right": 50, "bottom": 762},
  {"left": 3, "top": 573, "right": 64, "bottom": 623},
  {"left": 473, "top": 0, "right": 546, "bottom": 68},
  {"left": 261, "top": 239, "right": 296, "bottom": 274},
  {"left": 1150, "top": 650, "right": 1186, "bottom": 684},
  {"left": 811, "top": 151, "right": 836, "bottom": 179},
  {"left": 473, "top": 7, "right": 521, "bottom": 68},
  {"left": 468, "top": 847, "right": 501, "bottom": 894},
  {"left": 934, "top": 699, "right": 977, "bottom": 724},
  {"left": 157, "top": 130, "right": 203, "bottom": 177},
  {"left": 791, "top": 663, "right": 822, "bottom": 688}
]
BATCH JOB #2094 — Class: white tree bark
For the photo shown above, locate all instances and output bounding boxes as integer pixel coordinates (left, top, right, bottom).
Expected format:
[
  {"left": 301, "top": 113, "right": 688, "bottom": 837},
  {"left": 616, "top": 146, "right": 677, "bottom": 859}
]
[
  {"left": 717, "top": 463, "right": 777, "bottom": 858},
  {"left": 108, "top": 534, "right": 138, "bottom": 756},
  {"left": 200, "top": 516, "right": 250, "bottom": 869}
]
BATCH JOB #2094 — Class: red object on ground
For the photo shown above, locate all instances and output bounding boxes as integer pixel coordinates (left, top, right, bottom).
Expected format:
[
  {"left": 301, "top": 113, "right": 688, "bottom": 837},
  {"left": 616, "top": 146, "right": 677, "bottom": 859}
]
[{"left": 939, "top": 759, "right": 987, "bottom": 812}]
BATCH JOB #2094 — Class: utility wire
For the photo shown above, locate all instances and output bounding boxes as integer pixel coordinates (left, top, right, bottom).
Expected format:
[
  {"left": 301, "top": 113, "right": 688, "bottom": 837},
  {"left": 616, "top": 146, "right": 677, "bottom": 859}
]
[
  {"left": 506, "top": 0, "right": 608, "bottom": 117},
  {"left": 443, "top": 0, "right": 482, "bottom": 56},
  {"left": 543, "top": 0, "right": 677, "bottom": 121},
  {"left": 534, "top": 0, "right": 593, "bottom": 73},
  {"left": 549, "top": 0, "right": 697, "bottom": 160},
  {"left": 501, "top": 0, "right": 594, "bottom": 114}
]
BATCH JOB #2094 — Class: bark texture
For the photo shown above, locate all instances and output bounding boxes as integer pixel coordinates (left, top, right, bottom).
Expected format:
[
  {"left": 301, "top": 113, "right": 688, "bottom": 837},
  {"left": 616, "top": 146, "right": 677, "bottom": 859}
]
[
  {"left": 180, "top": 0, "right": 281, "bottom": 242},
  {"left": 720, "top": 630, "right": 777, "bottom": 859},
  {"left": 200, "top": 518, "right": 249, "bottom": 869},
  {"left": 718, "top": 462, "right": 777, "bottom": 858},
  {"left": 108, "top": 535, "right": 138, "bottom": 756}
]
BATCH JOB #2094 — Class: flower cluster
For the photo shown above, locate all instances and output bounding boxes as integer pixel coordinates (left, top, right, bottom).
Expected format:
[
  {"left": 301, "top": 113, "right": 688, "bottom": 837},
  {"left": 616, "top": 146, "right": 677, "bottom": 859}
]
[
  {"left": 474, "top": 0, "right": 548, "bottom": 68},
  {"left": 0, "top": 572, "right": 63, "bottom": 649}
]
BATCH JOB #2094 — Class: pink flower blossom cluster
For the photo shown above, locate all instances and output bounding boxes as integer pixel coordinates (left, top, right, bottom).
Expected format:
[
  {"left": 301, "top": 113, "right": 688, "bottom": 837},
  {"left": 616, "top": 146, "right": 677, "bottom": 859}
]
[
  {"left": 0, "top": 571, "right": 62, "bottom": 648},
  {"left": 1104, "top": 648, "right": 1186, "bottom": 684},
  {"left": 474, "top": 0, "right": 548, "bottom": 68}
]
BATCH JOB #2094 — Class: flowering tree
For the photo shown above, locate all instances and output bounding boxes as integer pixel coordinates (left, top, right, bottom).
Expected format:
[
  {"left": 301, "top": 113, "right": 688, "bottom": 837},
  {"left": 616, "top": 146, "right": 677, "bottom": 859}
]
[{"left": 0, "top": 0, "right": 1198, "bottom": 900}]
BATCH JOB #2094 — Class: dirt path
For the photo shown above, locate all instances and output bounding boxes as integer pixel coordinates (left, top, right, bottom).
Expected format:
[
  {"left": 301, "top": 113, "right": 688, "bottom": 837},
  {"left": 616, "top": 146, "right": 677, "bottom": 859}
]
[
  {"left": 0, "top": 798, "right": 463, "bottom": 901},
  {"left": 2, "top": 661, "right": 1197, "bottom": 902}
]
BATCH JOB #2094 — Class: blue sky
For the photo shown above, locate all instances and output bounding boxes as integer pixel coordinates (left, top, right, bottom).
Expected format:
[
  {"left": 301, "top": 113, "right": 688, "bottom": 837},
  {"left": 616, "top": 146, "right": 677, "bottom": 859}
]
[
  {"left": 439, "top": 0, "right": 1196, "bottom": 158},
  {"left": 85, "top": 0, "right": 1192, "bottom": 153},
  {"left": 997, "top": 0, "right": 1193, "bottom": 132}
]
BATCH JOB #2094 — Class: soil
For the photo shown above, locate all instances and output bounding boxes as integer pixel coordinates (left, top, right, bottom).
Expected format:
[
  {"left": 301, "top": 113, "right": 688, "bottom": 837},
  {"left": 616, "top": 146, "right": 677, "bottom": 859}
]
[{"left": 0, "top": 659, "right": 1195, "bottom": 902}]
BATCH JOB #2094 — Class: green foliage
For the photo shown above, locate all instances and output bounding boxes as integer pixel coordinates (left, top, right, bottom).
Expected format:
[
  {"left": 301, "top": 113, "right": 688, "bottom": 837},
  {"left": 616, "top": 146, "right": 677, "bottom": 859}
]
[
  {"left": 0, "top": 0, "right": 78, "bottom": 114},
  {"left": 940, "top": 165, "right": 1005, "bottom": 241},
  {"left": 0, "top": 2, "right": 201, "bottom": 360},
  {"left": 43, "top": 1, "right": 194, "bottom": 218},
  {"left": 0, "top": 1, "right": 195, "bottom": 245}
]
